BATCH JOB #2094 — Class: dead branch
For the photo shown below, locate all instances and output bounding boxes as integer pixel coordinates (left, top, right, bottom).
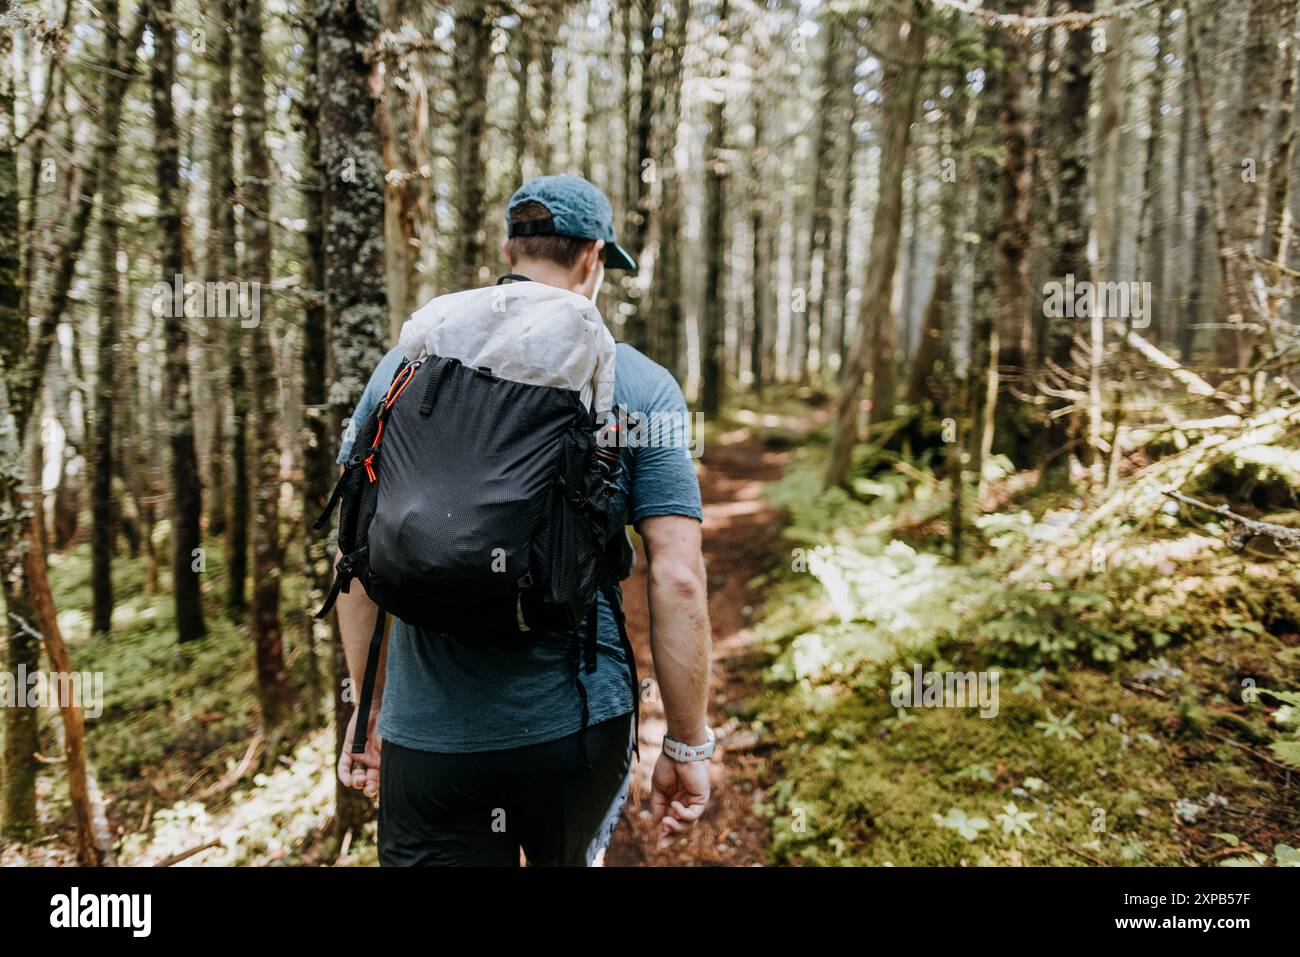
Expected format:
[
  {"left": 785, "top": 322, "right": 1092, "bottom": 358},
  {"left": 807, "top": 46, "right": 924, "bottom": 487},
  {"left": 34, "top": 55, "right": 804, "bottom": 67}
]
[
  {"left": 155, "top": 840, "right": 221, "bottom": 868},
  {"left": 1121, "top": 328, "right": 1247, "bottom": 414},
  {"left": 1161, "top": 489, "right": 1300, "bottom": 550}
]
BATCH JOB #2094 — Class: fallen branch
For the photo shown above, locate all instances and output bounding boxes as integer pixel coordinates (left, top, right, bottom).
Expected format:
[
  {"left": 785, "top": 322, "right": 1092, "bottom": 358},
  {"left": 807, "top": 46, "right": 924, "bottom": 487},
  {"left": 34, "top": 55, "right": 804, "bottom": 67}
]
[
  {"left": 1205, "top": 730, "right": 1296, "bottom": 771},
  {"left": 1161, "top": 489, "right": 1300, "bottom": 550},
  {"left": 194, "top": 730, "right": 265, "bottom": 801},
  {"left": 155, "top": 840, "right": 221, "bottom": 868},
  {"left": 1122, "top": 328, "right": 1246, "bottom": 414}
]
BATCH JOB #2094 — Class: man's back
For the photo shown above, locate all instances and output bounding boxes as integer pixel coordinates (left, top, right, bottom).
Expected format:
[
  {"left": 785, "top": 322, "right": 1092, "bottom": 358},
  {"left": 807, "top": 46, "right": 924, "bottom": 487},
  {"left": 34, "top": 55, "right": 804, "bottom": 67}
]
[{"left": 338, "top": 341, "right": 702, "bottom": 752}]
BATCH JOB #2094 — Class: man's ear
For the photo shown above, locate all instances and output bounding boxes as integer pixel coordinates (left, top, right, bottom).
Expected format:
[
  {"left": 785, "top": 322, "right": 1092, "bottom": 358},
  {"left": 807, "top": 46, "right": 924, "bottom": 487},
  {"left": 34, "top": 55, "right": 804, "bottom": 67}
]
[
  {"left": 583, "top": 240, "right": 605, "bottom": 279},
  {"left": 501, "top": 238, "right": 513, "bottom": 266}
]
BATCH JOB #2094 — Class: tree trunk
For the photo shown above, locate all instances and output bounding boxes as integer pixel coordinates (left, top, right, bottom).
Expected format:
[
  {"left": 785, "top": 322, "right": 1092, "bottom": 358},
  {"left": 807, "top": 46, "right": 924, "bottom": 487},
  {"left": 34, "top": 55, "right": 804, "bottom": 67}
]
[
  {"left": 0, "top": 29, "right": 39, "bottom": 839},
  {"left": 1216, "top": 0, "right": 1281, "bottom": 372},
  {"left": 90, "top": 0, "right": 125, "bottom": 637},
  {"left": 319, "top": 0, "right": 389, "bottom": 844},
  {"left": 906, "top": 72, "right": 968, "bottom": 411},
  {"left": 299, "top": 7, "right": 331, "bottom": 719},
  {"left": 1039, "top": 0, "right": 1095, "bottom": 486},
  {"left": 805, "top": 14, "right": 847, "bottom": 382},
  {"left": 1261, "top": 0, "right": 1298, "bottom": 265},
  {"left": 831, "top": 59, "right": 862, "bottom": 377},
  {"left": 205, "top": 0, "right": 237, "bottom": 546},
  {"left": 236, "top": 0, "right": 291, "bottom": 726},
  {"left": 652, "top": 0, "right": 689, "bottom": 379},
  {"left": 750, "top": 102, "right": 767, "bottom": 397},
  {"left": 451, "top": 1, "right": 492, "bottom": 290},
  {"left": 699, "top": 0, "right": 729, "bottom": 418},
  {"left": 380, "top": 0, "right": 428, "bottom": 339},
  {"left": 151, "top": 0, "right": 207, "bottom": 645},
  {"left": 826, "top": 1, "right": 927, "bottom": 487},
  {"left": 1137, "top": 0, "right": 1172, "bottom": 343},
  {"left": 619, "top": 0, "right": 659, "bottom": 354}
]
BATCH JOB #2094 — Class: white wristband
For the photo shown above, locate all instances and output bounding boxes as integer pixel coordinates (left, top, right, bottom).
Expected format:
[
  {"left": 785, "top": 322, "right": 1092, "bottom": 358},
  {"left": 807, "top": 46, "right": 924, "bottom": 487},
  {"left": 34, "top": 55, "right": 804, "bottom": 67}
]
[{"left": 663, "top": 727, "right": 715, "bottom": 763}]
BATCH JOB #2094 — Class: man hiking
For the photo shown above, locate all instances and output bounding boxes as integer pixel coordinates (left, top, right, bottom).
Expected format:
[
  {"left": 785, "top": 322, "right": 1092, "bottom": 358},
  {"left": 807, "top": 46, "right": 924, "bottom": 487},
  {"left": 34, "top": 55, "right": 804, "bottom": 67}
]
[{"left": 332, "top": 174, "right": 713, "bottom": 866}]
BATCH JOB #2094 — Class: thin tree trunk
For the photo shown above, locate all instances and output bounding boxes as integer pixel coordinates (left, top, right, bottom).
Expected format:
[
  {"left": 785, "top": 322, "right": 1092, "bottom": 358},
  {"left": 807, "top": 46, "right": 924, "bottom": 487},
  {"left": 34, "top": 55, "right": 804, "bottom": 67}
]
[
  {"left": 319, "top": 0, "right": 388, "bottom": 844},
  {"left": 699, "top": 0, "right": 729, "bottom": 418},
  {"left": 906, "top": 73, "right": 968, "bottom": 410},
  {"left": 380, "top": 0, "right": 426, "bottom": 339},
  {"left": 151, "top": 0, "right": 207, "bottom": 645},
  {"left": 205, "top": 0, "right": 237, "bottom": 546},
  {"left": 652, "top": 0, "right": 689, "bottom": 378},
  {"left": 832, "top": 69, "right": 861, "bottom": 377},
  {"left": 805, "top": 13, "right": 846, "bottom": 381},
  {"left": 237, "top": 0, "right": 291, "bottom": 726},
  {"left": 750, "top": 103, "right": 767, "bottom": 397},
  {"left": 826, "top": 1, "right": 927, "bottom": 487},
  {"left": 300, "top": 8, "right": 330, "bottom": 719},
  {"left": 1215, "top": 0, "right": 1280, "bottom": 372},
  {"left": 452, "top": 1, "right": 492, "bottom": 290},
  {"left": 1137, "top": 0, "right": 1172, "bottom": 342},
  {"left": 90, "top": 0, "right": 125, "bottom": 637},
  {"left": 619, "top": 0, "right": 658, "bottom": 353},
  {"left": 1040, "top": 0, "right": 1095, "bottom": 485},
  {"left": 1261, "top": 0, "right": 1298, "bottom": 265}
]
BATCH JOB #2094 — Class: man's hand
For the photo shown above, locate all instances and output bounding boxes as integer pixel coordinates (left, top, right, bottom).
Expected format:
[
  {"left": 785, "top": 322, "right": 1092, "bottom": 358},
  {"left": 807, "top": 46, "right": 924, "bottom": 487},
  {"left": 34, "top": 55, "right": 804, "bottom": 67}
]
[
  {"left": 337, "top": 706, "right": 383, "bottom": 798},
  {"left": 650, "top": 753, "right": 710, "bottom": 850}
]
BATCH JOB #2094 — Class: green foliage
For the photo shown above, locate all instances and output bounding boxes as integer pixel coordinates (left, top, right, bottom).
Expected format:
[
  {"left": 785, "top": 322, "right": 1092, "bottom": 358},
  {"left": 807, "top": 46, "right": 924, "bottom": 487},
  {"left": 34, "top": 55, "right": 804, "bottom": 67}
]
[
  {"left": 973, "top": 570, "right": 1189, "bottom": 668},
  {"left": 1259, "top": 689, "right": 1300, "bottom": 769},
  {"left": 41, "top": 533, "right": 328, "bottom": 860},
  {"left": 754, "top": 435, "right": 1300, "bottom": 867}
]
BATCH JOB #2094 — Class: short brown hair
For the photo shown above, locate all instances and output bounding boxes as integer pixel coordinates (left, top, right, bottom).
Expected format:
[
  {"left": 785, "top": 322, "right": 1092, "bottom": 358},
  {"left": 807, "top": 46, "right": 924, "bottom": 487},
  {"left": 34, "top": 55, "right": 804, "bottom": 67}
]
[{"left": 506, "top": 200, "right": 606, "bottom": 269}]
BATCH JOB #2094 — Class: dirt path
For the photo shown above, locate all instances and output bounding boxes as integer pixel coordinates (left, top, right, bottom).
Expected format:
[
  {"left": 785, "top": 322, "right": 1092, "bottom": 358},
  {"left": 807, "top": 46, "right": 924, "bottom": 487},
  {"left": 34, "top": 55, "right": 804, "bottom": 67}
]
[{"left": 605, "top": 425, "right": 791, "bottom": 867}]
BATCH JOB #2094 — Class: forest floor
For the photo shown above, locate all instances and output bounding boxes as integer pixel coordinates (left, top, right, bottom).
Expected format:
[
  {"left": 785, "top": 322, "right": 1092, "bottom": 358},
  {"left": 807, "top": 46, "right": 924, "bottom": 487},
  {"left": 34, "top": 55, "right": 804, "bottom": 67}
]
[{"left": 748, "top": 406, "right": 1300, "bottom": 867}]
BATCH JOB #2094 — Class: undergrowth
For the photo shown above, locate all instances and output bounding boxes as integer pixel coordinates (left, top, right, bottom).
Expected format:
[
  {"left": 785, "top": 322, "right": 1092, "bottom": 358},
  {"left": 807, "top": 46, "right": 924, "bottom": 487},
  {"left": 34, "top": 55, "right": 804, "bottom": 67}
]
[{"left": 751, "top": 435, "right": 1300, "bottom": 867}]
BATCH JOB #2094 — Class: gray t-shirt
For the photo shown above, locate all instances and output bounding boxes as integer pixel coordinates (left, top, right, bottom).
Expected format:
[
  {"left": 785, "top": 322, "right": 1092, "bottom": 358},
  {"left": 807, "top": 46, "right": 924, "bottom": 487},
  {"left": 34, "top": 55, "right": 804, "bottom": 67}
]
[{"left": 338, "top": 342, "right": 703, "bottom": 752}]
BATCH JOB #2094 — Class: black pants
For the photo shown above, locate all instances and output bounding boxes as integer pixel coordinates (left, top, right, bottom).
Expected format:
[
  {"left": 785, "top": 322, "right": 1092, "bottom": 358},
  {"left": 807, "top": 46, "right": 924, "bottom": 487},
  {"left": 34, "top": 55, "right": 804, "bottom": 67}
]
[{"left": 378, "top": 713, "right": 634, "bottom": 866}]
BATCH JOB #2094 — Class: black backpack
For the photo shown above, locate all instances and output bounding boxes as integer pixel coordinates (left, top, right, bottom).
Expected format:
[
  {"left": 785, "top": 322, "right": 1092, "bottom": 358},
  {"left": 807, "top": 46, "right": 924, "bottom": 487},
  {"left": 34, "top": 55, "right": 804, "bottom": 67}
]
[{"left": 314, "top": 346, "right": 639, "bottom": 760}]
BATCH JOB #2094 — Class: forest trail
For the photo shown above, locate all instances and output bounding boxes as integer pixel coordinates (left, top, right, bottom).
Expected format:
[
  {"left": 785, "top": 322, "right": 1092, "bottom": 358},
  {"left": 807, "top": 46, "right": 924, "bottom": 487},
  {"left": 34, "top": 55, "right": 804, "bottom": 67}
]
[{"left": 605, "top": 423, "right": 794, "bottom": 867}]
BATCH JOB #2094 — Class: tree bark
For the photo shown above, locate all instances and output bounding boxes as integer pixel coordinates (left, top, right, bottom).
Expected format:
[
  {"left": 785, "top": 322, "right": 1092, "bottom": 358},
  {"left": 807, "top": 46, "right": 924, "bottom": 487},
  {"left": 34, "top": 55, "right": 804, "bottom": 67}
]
[
  {"left": 699, "top": 0, "right": 729, "bottom": 418},
  {"left": 651, "top": 0, "right": 689, "bottom": 378},
  {"left": 299, "top": 6, "right": 330, "bottom": 718},
  {"left": 151, "top": 0, "right": 207, "bottom": 644},
  {"left": 319, "top": 0, "right": 388, "bottom": 842},
  {"left": 236, "top": 0, "right": 291, "bottom": 726},
  {"left": 451, "top": 1, "right": 492, "bottom": 290},
  {"left": 805, "top": 14, "right": 847, "bottom": 382},
  {"left": 1039, "top": 0, "right": 1095, "bottom": 485},
  {"left": 826, "top": 0, "right": 927, "bottom": 487},
  {"left": 90, "top": 0, "right": 125, "bottom": 637},
  {"left": 1216, "top": 0, "right": 1281, "bottom": 372}
]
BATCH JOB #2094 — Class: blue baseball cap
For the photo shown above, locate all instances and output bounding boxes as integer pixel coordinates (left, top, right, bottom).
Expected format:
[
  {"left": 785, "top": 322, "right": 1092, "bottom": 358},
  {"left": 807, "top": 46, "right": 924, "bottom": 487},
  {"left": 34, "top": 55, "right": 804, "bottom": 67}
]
[{"left": 505, "top": 174, "right": 637, "bottom": 271}]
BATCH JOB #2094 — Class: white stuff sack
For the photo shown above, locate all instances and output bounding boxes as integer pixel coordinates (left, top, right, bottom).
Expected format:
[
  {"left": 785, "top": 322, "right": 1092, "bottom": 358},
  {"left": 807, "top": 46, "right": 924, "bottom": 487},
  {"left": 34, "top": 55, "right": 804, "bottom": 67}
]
[{"left": 398, "top": 281, "right": 616, "bottom": 415}]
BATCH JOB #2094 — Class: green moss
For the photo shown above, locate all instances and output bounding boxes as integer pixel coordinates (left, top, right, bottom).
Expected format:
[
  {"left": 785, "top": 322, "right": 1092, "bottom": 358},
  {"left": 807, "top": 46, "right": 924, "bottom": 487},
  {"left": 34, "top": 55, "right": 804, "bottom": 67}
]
[{"left": 753, "top": 439, "right": 1300, "bottom": 867}]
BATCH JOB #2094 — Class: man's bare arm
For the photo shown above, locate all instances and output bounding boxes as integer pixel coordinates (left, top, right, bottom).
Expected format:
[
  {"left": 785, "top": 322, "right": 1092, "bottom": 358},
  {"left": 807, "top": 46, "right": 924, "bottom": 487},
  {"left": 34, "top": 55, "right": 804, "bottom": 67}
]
[
  {"left": 334, "top": 497, "right": 387, "bottom": 795},
  {"left": 640, "top": 514, "right": 711, "bottom": 743},
  {"left": 335, "top": 547, "right": 386, "bottom": 700}
]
